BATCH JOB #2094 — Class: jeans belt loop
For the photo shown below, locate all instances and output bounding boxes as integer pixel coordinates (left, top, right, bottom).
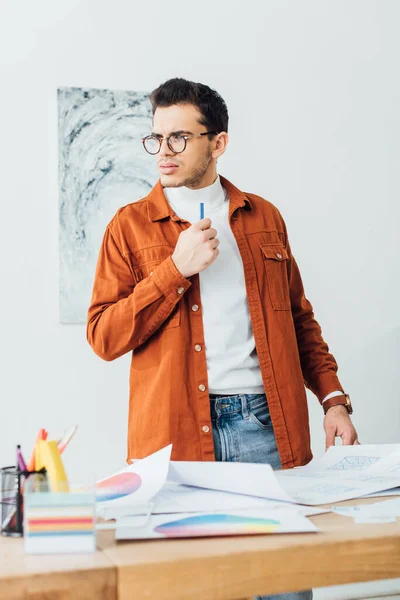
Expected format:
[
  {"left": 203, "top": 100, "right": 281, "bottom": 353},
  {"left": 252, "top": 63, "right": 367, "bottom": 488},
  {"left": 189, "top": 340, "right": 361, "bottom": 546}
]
[{"left": 240, "top": 394, "right": 249, "bottom": 418}]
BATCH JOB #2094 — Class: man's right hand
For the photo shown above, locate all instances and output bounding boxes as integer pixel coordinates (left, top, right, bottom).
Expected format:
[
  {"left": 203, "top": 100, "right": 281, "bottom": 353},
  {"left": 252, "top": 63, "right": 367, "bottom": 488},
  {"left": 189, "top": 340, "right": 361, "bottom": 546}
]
[{"left": 171, "top": 218, "right": 220, "bottom": 278}]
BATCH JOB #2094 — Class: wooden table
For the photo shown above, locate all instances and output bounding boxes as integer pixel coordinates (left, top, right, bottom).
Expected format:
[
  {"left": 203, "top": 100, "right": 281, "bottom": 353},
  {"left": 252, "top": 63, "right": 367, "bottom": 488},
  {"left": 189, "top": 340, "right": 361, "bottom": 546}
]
[
  {"left": 1, "top": 496, "right": 400, "bottom": 600},
  {"left": 0, "top": 535, "right": 116, "bottom": 599}
]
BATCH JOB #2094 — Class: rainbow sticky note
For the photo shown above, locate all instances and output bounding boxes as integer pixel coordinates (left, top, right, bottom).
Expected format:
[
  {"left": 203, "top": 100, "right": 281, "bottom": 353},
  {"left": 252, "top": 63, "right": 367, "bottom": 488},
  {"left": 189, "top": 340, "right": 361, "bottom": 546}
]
[{"left": 24, "top": 484, "right": 96, "bottom": 554}]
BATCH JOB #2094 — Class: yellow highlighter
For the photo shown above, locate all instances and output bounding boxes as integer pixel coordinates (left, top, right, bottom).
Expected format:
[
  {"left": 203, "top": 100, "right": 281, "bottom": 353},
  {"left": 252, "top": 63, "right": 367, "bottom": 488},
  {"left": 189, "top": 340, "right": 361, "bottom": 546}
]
[
  {"left": 37, "top": 440, "right": 69, "bottom": 492},
  {"left": 35, "top": 441, "right": 44, "bottom": 471}
]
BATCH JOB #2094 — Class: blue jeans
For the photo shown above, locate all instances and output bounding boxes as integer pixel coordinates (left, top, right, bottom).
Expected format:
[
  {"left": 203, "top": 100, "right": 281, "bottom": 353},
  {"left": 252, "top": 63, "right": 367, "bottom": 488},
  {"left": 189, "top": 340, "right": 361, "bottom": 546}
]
[{"left": 210, "top": 393, "right": 313, "bottom": 600}]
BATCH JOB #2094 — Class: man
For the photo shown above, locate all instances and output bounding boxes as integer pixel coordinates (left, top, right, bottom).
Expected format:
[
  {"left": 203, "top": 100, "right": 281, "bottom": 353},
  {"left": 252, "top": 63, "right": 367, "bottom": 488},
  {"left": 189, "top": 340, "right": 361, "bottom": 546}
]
[{"left": 87, "top": 78, "right": 359, "bottom": 600}]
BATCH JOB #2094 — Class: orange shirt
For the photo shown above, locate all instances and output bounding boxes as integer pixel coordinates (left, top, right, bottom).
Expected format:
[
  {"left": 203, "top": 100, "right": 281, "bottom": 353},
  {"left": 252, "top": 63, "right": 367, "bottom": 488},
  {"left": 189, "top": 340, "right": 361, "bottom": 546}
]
[{"left": 87, "top": 175, "right": 344, "bottom": 467}]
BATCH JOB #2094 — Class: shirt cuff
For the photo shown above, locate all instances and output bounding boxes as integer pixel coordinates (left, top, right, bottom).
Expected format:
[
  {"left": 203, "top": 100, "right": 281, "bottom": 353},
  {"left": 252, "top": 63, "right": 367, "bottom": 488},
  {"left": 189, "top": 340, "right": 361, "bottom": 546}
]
[
  {"left": 151, "top": 255, "right": 191, "bottom": 303},
  {"left": 322, "top": 390, "right": 345, "bottom": 403}
]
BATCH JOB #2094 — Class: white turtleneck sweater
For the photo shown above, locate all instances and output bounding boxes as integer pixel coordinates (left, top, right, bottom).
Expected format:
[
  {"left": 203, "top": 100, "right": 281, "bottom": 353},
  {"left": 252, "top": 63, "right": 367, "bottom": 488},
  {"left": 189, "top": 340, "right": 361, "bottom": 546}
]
[
  {"left": 164, "top": 175, "right": 264, "bottom": 394},
  {"left": 163, "top": 175, "right": 343, "bottom": 404}
]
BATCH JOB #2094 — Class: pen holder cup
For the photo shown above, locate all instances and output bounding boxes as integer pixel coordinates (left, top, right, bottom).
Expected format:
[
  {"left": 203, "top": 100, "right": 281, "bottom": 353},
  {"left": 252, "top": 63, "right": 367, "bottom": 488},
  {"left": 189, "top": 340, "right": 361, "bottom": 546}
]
[
  {"left": 23, "top": 478, "right": 96, "bottom": 554},
  {"left": 0, "top": 466, "right": 46, "bottom": 537}
]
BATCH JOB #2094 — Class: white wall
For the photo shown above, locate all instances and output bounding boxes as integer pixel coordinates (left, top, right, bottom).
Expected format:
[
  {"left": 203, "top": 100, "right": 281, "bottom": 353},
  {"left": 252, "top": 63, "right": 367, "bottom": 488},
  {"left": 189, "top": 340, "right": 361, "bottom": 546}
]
[{"left": 0, "top": 0, "right": 399, "bottom": 485}]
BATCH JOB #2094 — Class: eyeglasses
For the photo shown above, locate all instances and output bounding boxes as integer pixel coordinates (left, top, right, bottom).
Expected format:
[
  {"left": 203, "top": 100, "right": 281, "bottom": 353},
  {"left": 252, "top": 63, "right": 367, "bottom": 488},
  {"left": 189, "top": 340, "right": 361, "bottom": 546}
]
[{"left": 141, "top": 131, "right": 219, "bottom": 155}]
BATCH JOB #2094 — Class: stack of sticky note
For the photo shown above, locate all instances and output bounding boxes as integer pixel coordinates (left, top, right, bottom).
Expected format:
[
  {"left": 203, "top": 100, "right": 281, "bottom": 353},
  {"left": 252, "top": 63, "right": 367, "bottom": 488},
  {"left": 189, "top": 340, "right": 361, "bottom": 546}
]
[{"left": 24, "top": 480, "right": 96, "bottom": 554}]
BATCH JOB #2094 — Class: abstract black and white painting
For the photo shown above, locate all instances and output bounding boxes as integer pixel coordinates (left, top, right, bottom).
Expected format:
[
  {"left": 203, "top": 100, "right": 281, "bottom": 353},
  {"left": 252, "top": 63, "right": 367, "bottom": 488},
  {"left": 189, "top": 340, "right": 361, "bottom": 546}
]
[{"left": 58, "top": 86, "right": 157, "bottom": 323}]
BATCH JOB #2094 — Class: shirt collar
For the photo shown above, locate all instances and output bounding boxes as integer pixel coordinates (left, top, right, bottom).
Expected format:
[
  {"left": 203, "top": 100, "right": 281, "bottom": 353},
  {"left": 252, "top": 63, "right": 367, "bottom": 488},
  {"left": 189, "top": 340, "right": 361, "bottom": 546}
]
[
  {"left": 163, "top": 174, "right": 226, "bottom": 213},
  {"left": 146, "top": 174, "right": 253, "bottom": 222}
]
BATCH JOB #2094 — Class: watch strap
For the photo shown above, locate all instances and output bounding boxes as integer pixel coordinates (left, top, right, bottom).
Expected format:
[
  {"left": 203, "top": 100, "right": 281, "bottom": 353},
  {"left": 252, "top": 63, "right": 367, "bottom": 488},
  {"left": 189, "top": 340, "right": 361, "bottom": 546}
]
[{"left": 323, "top": 394, "right": 353, "bottom": 415}]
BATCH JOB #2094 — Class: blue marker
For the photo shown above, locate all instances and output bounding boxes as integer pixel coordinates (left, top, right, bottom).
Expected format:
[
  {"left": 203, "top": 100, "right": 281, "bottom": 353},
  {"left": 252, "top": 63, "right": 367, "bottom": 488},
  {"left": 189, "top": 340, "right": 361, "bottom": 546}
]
[{"left": 200, "top": 202, "right": 204, "bottom": 220}]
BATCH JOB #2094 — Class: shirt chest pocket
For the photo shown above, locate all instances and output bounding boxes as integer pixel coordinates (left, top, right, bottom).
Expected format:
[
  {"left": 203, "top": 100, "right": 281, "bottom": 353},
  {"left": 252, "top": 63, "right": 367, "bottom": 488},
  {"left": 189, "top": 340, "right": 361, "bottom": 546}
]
[
  {"left": 260, "top": 245, "right": 291, "bottom": 311},
  {"left": 133, "top": 259, "right": 181, "bottom": 328}
]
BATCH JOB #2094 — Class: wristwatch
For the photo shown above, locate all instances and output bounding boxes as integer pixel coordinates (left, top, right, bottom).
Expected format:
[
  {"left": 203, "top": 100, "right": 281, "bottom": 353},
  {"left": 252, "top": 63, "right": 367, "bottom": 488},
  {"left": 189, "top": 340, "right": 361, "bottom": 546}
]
[{"left": 323, "top": 393, "right": 353, "bottom": 415}]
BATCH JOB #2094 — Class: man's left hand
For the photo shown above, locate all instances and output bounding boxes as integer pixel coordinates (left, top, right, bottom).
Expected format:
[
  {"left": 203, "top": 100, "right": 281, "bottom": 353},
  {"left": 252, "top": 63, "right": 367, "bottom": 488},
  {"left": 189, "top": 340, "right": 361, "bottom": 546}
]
[{"left": 324, "top": 405, "right": 360, "bottom": 450}]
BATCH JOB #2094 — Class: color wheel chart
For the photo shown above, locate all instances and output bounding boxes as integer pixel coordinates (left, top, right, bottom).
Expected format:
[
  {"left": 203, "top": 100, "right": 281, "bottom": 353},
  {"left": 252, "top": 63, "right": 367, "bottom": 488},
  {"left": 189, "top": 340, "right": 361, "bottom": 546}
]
[
  {"left": 96, "top": 471, "right": 142, "bottom": 502},
  {"left": 154, "top": 513, "right": 281, "bottom": 538}
]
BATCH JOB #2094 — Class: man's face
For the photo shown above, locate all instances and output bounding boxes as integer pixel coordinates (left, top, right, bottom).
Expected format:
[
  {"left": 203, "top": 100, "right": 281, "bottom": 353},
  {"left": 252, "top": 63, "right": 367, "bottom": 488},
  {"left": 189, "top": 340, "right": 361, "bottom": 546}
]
[{"left": 151, "top": 104, "right": 216, "bottom": 188}]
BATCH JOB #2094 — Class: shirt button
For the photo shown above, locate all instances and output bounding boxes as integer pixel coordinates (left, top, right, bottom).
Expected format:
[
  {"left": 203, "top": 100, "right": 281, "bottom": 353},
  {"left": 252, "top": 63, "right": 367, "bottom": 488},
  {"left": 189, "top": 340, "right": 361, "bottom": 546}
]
[
  {"left": 202, "top": 425, "right": 210, "bottom": 433},
  {"left": 199, "top": 384, "right": 206, "bottom": 392},
  {"left": 191, "top": 304, "right": 199, "bottom": 312},
  {"left": 194, "top": 344, "right": 202, "bottom": 352},
  {"left": 177, "top": 286, "right": 185, "bottom": 294},
  {"left": 276, "top": 253, "right": 282, "bottom": 259}
]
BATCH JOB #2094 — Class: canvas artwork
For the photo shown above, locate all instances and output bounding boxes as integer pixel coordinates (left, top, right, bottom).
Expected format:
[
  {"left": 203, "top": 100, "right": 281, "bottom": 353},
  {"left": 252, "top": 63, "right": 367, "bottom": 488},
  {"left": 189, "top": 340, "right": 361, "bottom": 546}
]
[{"left": 58, "top": 86, "right": 157, "bottom": 323}]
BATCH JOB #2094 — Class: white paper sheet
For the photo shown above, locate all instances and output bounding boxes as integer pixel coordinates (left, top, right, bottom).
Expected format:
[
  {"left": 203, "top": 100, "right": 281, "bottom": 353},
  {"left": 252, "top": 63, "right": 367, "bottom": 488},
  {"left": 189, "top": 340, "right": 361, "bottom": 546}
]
[
  {"left": 115, "top": 508, "right": 320, "bottom": 540},
  {"left": 276, "top": 446, "right": 400, "bottom": 505},
  {"left": 332, "top": 497, "right": 400, "bottom": 523},
  {"left": 153, "top": 482, "right": 328, "bottom": 517},
  {"left": 300, "top": 444, "right": 400, "bottom": 472},
  {"left": 168, "top": 460, "right": 294, "bottom": 503},
  {"left": 96, "top": 444, "right": 172, "bottom": 520},
  {"left": 363, "top": 487, "right": 400, "bottom": 498},
  {"left": 97, "top": 444, "right": 400, "bottom": 521}
]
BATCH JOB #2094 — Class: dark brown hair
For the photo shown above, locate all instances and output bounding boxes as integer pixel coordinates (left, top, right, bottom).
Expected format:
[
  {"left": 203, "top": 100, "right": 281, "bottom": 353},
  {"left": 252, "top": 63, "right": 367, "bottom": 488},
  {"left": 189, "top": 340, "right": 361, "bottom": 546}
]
[{"left": 149, "top": 77, "right": 229, "bottom": 138}]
